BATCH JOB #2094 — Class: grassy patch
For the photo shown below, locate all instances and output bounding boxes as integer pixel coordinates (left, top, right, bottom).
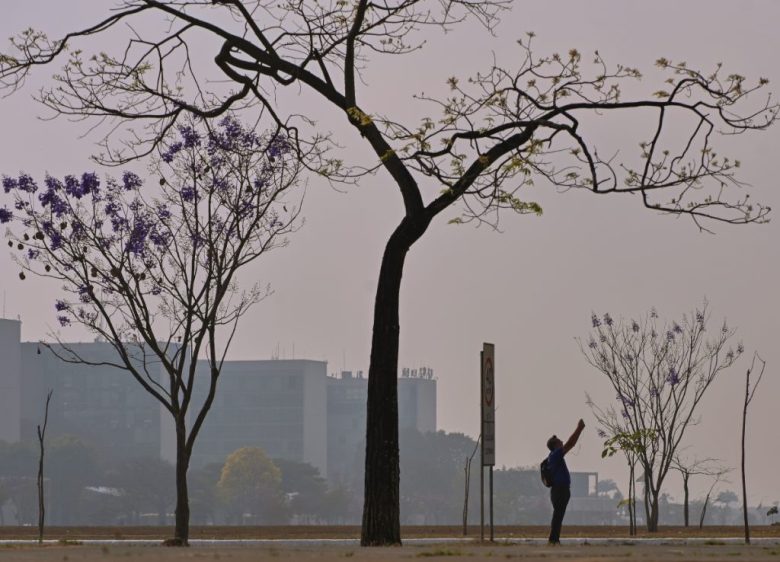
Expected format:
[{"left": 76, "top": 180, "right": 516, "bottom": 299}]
[
  {"left": 57, "top": 539, "right": 83, "bottom": 546},
  {"left": 704, "top": 540, "right": 727, "bottom": 546}
]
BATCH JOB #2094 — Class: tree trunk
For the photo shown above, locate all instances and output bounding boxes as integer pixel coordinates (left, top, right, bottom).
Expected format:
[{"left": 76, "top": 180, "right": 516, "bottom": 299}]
[
  {"left": 173, "top": 418, "right": 190, "bottom": 546},
  {"left": 700, "top": 492, "right": 711, "bottom": 529},
  {"left": 683, "top": 474, "right": 690, "bottom": 527},
  {"left": 627, "top": 462, "right": 635, "bottom": 536},
  {"left": 647, "top": 492, "right": 659, "bottom": 532},
  {"left": 643, "top": 472, "right": 652, "bottom": 531},
  {"left": 361, "top": 218, "right": 428, "bottom": 546},
  {"left": 741, "top": 367, "right": 750, "bottom": 544}
]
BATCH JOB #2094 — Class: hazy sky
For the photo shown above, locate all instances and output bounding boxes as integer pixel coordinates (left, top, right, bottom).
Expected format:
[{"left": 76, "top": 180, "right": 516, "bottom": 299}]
[{"left": 1, "top": 1, "right": 778, "bottom": 506}]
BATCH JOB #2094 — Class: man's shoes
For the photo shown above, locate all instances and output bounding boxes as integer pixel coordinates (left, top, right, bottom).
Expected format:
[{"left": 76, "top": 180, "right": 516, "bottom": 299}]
[{"left": 547, "top": 540, "right": 561, "bottom": 546}]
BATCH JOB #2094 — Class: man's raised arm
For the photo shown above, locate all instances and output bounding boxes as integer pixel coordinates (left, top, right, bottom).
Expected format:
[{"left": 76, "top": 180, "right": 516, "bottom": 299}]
[{"left": 562, "top": 419, "right": 586, "bottom": 455}]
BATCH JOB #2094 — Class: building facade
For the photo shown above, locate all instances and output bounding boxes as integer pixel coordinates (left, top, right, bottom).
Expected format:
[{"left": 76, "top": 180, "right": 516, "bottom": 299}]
[
  {"left": 0, "top": 318, "right": 21, "bottom": 444},
  {"left": 190, "top": 359, "right": 328, "bottom": 478},
  {"left": 19, "top": 341, "right": 173, "bottom": 462},
  {"left": 326, "top": 368, "right": 437, "bottom": 483},
  {"left": 0, "top": 320, "right": 436, "bottom": 484}
]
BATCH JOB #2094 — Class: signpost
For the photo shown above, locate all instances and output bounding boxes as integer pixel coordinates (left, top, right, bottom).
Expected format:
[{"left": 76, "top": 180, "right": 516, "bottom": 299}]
[{"left": 480, "top": 343, "right": 495, "bottom": 542}]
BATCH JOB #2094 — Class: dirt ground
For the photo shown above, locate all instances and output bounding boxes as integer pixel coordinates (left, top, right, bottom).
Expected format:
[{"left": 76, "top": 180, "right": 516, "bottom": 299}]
[
  {"left": 1, "top": 527, "right": 780, "bottom": 561},
  {"left": 1, "top": 525, "right": 779, "bottom": 540},
  {"left": 3, "top": 541, "right": 780, "bottom": 562}
]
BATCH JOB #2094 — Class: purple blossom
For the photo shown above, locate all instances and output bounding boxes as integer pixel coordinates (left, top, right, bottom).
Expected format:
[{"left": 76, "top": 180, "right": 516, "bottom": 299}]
[
  {"left": 156, "top": 205, "right": 172, "bottom": 221},
  {"left": 78, "top": 284, "right": 92, "bottom": 303},
  {"left": 2, "top": 176, "right": 17, "bottom": 193},
  {"left": 726, "top": 350, "right": 735, "bottom": 361},
  {"left": 63, "top": 173, "right": 99, "bottom": 199},
  {"left": 178, "top": 125, "right": 201, "bottom": 148},
  {"left": 666, "top": 368, "right": 680, "bottom": 386},
  {"left": 737, "top": 343, "right": 744, "bottom": 354},
  {"left": 0, "top": 207, "right": 12, "bottom": 223},
  {"left": 26, "top": 248, "right": 40, "bottom": 260},
  {"left": 672, "top": 322, "right": 683, "bottom": 334},
  {"left": 180, "top": 185, "right": 198, "bottom": 202},
  {"left": 150, "top": 285, "right": 162, "bottom": 296},
  {"left": 57, "top": 315, "right": 71, "bottom": 327},
  {"left": 597, "top": 429, "right": 608, "bottom": 439},
  {"left": 55, "top": 300, "right": 70, "bottom": 312},
  {"left": 39, "top": 179, "right": 69, "bottom": 217},
  {"left": 632, "top": 321, "right": 640, "bottom": 333},
  {"left": 591, "top": 313, "right": 601, "bottom": 328},
  {"left": 649, "top": 386, "right": 660, "bottom": 398},
  {"left": 666, "top": 330, "right": 675, "bottom": 341},
  {"left": 621, "top": 409, "right": 630, "bottom": 419},
  {"left": 696, "top": 311, "right": 705, "bottom": 324},
  {"left": 603, "top": 313, "right": 613, "bottom": 327},
  {"left": 266, "top": 135, "right": 290, "bottom": 159},
  {"left": 588, "top": 339, "right": 597, "bottom": 349},
  {"left": 148, "top": 229, "right": 170, "bottom": 249},
  {"left": 161, "top": 141, "right": 183, "bottom": 163},
  {"left": 14, "top": 200, "right": 28, "bottom": 211},
  {"left": 126, "top": 217, "right": 154, "bottom": 256},
  {"left": 42, "top": 221, "right": 64, "bottom": 250},
  {"left": 122, "top": 171, "right": 143, "bottom": 191},
  {"left": 3, "top": 174, "right": 38, "bottom": 193}
]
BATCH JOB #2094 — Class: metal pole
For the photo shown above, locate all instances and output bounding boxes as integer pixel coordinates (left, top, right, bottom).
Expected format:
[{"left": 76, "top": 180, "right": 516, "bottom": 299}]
[
  {"left": 489, "top": 466, "right": 494, "bottom": 541},
  {"left": 480, "top": 350, "right": 484, "bottom": 542}
]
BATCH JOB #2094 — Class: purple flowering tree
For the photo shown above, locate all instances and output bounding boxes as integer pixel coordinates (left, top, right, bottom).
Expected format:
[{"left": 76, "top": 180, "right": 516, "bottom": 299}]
[
  {"left": 1, "top": 2, "right": 778, "bottom": 546},
  {"left": 580, "top": 304, "right": 742, "bottom": 532},
  {"left": 1, "top": 117, "right": 301, "bottom": 544}
]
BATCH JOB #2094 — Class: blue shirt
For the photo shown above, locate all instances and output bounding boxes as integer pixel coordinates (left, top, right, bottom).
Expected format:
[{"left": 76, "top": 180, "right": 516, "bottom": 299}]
[{"left": 547, "top": 447, "right": 570, "bottom": 488}]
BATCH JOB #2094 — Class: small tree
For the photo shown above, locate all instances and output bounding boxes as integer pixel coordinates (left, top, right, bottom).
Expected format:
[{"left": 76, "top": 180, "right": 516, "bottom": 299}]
[
  {"left": 599, "top": 426, "right": 656, "bottom": 535},
  {"left": 698, "top": 468, "right": 730, "bottom": 528},
  {"left": 581, "top": 304, "right": 742, "bottom": 531},
  {"left": 768, "top": 504, "right": 779, "bottom": 524},
  {"left": 217, "top": 447, "right": 284, "bottom": 524},
  {"left": 1, "top": 117, "right": 301, "bottom": 544},
  {"left": 462, "top": 435, "right": 480, "bottom": 536},
  {"left": 36, "top": 390, "right": 53, "bottom": 544},
  {"left": 740, "top": 352, "right": 766, "bottom": 544},
  {"left": 671, "top": 454, "right": 723, "bottom": 527}
]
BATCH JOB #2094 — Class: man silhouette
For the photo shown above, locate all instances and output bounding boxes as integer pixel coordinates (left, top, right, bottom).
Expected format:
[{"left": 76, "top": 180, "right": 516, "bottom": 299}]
[{"left": 545, "top": 418, "right": 585, "bottom": 544}]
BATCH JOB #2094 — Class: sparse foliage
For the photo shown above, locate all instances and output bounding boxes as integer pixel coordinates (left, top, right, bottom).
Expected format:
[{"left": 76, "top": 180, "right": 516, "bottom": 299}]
[
  {"left": 582, "top": 303, "right": 743, "bottom": 531},
  {"left": 1, "top": 117, "right": 301, "bottom": 544}
]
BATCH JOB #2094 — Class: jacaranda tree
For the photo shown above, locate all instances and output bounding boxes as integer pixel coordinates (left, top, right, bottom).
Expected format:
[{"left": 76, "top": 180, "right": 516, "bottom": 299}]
[
  {"left": 0, "top": 116, "right": 301, "bottom": 544},
  {"left": 581, "top": 304, "right": 743, "bottom": 532},
  {"left": 1, "top": 1, "right": 777, "bottom": 545}
]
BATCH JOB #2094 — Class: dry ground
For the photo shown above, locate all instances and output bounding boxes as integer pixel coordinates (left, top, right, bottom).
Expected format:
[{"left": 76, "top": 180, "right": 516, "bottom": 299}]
[
  {"left": 2, "top": 541, "right": 780, "bottom": 562},
  {"left": 1, "top": 527, "right": 780, "bottom": 562},
  {"left": 1, "top": 525, "right": 780, "bottom": 540}
]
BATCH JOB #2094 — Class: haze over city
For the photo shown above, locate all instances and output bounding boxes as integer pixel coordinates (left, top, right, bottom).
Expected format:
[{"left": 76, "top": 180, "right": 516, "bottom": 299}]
[{"left": 1, "top": 0, "right": 778, "bottom": 514}]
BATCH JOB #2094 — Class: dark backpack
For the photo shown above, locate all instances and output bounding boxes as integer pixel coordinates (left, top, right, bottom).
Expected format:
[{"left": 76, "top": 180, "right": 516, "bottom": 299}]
[{"left": 540, "top": 457, "right": 553, "bottom": 488}]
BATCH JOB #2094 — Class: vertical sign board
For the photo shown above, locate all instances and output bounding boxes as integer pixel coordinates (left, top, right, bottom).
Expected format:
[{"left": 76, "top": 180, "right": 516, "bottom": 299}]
[
  {"left": 481, "top": 343, "right": 495, "bottom": 466},
  {"left": 480, "top": 343, "right": 495, "bottom": 542}
]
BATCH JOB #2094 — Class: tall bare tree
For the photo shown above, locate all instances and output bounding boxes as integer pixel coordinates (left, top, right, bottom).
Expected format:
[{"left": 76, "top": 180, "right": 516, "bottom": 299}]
[
  {"left": 581, "top": 304, "right": 743, "bottom": 531},
  {"left": 1, "top": 1, "right": 777, "bottom": 545},
  {"left": 36, "top": 390, "right": 53, "bottom": 544},
  {"left": 1, "top": 118, "right": 301, "bottom": 544},
  {"left": 741, "top": 352, "right": 766, "bottom": 544}
]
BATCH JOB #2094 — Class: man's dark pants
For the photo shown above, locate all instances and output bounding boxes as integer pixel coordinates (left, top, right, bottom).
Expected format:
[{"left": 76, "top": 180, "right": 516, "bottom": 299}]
[{"left": 549, "top": 485, "right": 571, "bottom": 543}]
